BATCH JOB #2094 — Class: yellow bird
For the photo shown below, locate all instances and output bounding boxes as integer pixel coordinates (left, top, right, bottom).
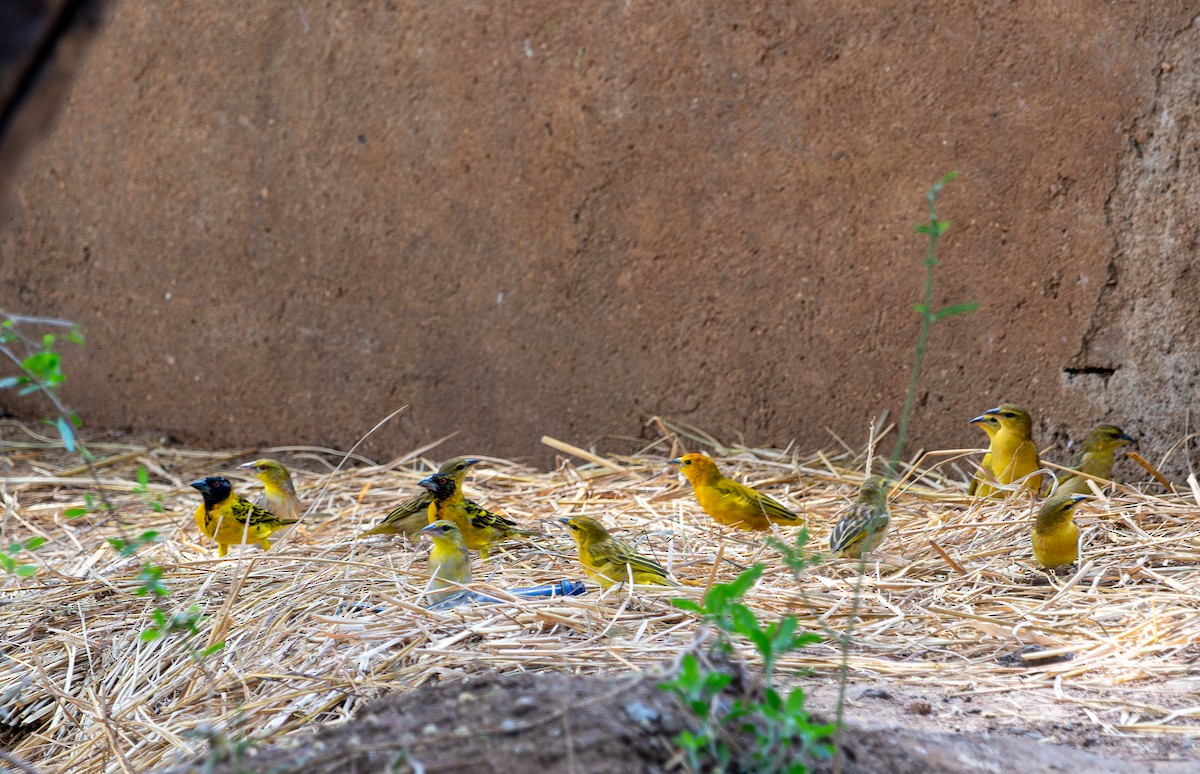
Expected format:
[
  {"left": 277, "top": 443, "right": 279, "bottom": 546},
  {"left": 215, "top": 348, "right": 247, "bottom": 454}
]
[
  {"left": 670, "top": 452, "right": 801, "bottom": 530},
  {"left": 418, "top": 472, "right": 535, "bottom": 558},
  {"left": 563, "top": 516, "right": 679, "bottom": 588},
  {"left": 970, "top": 404, "right": 1042, "bottom": 497},
  {"left": 190, "top": 476, "right": 298, "bottom": 558},
  {"left": 1056, "top": 424, "right": 1136, "bottom": 496},
  {"left": 829, "top": 477, "right": 891, "bottom": 559},
  {"left": 967, "top": 414, "right": 1001, "bottom": 496},
  {"left": 359, "top": 458, "right": 483, "bottom": 538},
  {"left": 239, "top": 459, "right": 301, "bottom": 521},
  {"left": 420, "top": 520, "right": 473, "bottom": 606},
  {"left": 1032, "top": 491, "right": 1087, "bottom": 569}
]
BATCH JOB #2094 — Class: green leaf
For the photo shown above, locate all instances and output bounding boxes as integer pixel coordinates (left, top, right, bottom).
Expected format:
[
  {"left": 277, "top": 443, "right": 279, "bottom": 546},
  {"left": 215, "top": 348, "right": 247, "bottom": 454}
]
[
  {"left": 729, "top": 603, "right": 760, "bottom": 635},
  {"left": 703, "top": 671, "right": 733, "bottom": 693},
  {"left": 671, "top": 598, "right": 702, "bottom": 613},
  {"left": 0, "top": 555, "right": 13, "bottom": 572},
  {"left": 679, "top": 653, "right": 699, "bottom": 683},
  {"left": 911, "top": 303, "right": 928, "bottom": 315},
  {"left": 137, "top": 466, "right": 149, "bottom": 488},
  {"left": 22, "top": 350, "right": 60, "bottom": 380},
  {"left": 196, "top": 642, "right": 226, "bottom": 658},
  {"left": 70, "top": 412, "right": 83, "bottom": 428},
  {"left": 914, "top": 223, "right": 933, "bottom": 235},
  {"left": 66, "top": 327, "right": 86, "bottom": 346},
  {"left": 17, "top": 384, "right": 39, "bottom": 396},
  {"left": 723, "top": 564, "right": 764, "bottom": 600},
  {"left": 42, "top": 333, "right": 56, "bottom": 348},
  {"left": 934, "top": 301, "right": 980, "bottom": 321},
  {"left": 140, "top": 628, "right": 162, "bottom": 642},
  {"left": 24, "top": 536, "right": 46, "bottom": 550},
  {"left": 7, "top": 542, "right": 20, "bottom": 554},
  {"left": 789, "top": 631, "right": 821, "bottom": 649},
  {"left": 771, "top": 615, "right": 798, "bottom": 650},
  {"left": 932, "top": 219, "right": 950, "bottom": 236},
  {"left": 785, "top": 686, "right": 808, "bottom": 715},
  {"left": 56, "top": 417, "right": 76, "bottom": 452},
  {"left": 64, "top": 507, "right": 88, "bottom": 518},
  {"left": 15, "top": 564, "right": 38, "bottom": 577}
]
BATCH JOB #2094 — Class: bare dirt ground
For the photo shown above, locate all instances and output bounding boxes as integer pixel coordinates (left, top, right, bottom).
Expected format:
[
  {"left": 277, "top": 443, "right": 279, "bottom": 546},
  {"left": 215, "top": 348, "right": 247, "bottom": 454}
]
[{"left": 161, "top": 670, "right": 1196, "bottom": 773}]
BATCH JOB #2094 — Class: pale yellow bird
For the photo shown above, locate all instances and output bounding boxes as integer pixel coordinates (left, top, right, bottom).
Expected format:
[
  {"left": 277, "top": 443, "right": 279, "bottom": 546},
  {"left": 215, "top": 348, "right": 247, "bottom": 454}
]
[
  {"left": 239, "top": 459, "right": 301, "bottom": 521},
  {"left": 563, "top": 516, "right": 679, "bottom": 588},
  {"left": 970, "top": 403, "right": 1042, "bottom": 497},
  {"left": 1032, "top": 492, "right": 1087, "bottom": 569},
  {"left": 1056, "top": 424, "right": 1136, "bottom": 496},
  {"left": 420, "top": 519, "right": 473, "bottom": 606}
]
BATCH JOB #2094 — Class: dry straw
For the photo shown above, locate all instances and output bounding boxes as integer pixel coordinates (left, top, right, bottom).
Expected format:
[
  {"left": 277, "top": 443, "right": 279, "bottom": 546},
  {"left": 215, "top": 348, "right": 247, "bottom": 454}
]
[{"left": 1, "top": 419, "right": 1198, "bottom": 772}]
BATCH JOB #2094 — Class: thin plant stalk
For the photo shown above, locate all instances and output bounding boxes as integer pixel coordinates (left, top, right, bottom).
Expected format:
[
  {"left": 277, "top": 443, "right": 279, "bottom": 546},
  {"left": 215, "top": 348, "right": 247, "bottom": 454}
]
[{"left": 887, "top": 171, "right": 978, "bottom": 478}]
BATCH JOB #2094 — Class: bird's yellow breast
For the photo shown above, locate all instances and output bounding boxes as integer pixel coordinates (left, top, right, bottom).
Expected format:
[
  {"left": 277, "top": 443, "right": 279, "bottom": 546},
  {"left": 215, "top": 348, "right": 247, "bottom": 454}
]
[{"left": 1032, "top": 521, "right": 1079, "bottom": 569}]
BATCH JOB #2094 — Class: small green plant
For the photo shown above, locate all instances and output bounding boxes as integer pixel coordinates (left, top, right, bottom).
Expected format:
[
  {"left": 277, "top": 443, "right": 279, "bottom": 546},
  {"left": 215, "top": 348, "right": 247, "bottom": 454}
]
[
  {"left": 888, "top": 172, "right": 979, "bottom": 475},
  {"left": 0, "top": 313, "right": 223, "bottom": 661},
  {"left": 132, "top": 465, "right": 166, "bottom": 514},
  {"left": 185, "top": 722, "right": 254, "bottom": 773},
  {"left": 0, "top": 536, "right": 46, "bottom": 576},
  {"left": 663, "top": 533, "right": 834, "bottom": 773},
  {"left": 0, "top": 312, "right": 86, "bottom": 452}
]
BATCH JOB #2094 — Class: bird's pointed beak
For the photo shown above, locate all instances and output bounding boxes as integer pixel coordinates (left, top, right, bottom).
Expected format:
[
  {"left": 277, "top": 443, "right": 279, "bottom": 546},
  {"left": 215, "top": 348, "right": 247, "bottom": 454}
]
[
  {"left": 557, "top": 518, "right": 571, "bottom": 527},
  {"left": 668, "top": 457, "right": 681, "bottom": 466},
  {"left": 1121, "top": 433, "right": 1137, "bottom": 446},
  {"left": 417, "top": 476, "right": 438, "bottom": 492},
  {"left": 1070, "top": 494, "right": 1089, "bottom": 504},
  {"left": 982, "top": 406, "right": 1003, "bottom": 417},
  {"left": 188, "top": 479, "right": 206, "bottom": 491},
  {"left": 237, "top": 461, "right": 254, "bottom": 470},
  {"left": 463, "top": 458, "right": 482, "bottom": 467},
  {"left": 419, "top": 523, "right": 438, "bottom": 535},
  {"left": 969, "top": 414, "right": 989, "bottom": 425}
]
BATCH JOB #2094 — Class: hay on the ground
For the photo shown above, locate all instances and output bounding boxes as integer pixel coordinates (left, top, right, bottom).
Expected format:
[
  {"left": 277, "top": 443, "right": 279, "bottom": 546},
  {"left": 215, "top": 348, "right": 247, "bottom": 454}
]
[{"left": 1, "top": 419, "right": 1197, "bottom": 772}]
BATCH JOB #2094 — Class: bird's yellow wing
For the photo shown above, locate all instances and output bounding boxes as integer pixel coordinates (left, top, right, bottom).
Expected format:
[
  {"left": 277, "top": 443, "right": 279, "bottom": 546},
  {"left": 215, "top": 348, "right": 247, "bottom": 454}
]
[
  {"left": 232, "top": 497, "right": 297, "bottom": 528},
  {"left": 713, "top": 479, "right": 799, "bottom": 523},
  {"left": 592, "top": 538, "right": 676, "bottom": 584},
  {"left": 465, "top": 501, "right": 520, "bottom": 532},
  {"left": 360, "top": 493, "right": 432, "bottom": 536}
]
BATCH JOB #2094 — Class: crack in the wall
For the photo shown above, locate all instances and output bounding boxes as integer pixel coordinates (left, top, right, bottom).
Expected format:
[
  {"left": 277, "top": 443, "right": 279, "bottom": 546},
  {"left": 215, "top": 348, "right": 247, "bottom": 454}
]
[{"left": 1060, "top": 15, "right": 1200, "bottom": 466}]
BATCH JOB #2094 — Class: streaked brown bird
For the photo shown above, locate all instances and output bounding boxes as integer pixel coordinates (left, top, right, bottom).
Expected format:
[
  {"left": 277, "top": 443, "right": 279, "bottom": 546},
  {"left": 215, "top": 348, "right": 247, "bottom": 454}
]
[{"left": 359, "top": 457, "right": 482, "bottom": 538}]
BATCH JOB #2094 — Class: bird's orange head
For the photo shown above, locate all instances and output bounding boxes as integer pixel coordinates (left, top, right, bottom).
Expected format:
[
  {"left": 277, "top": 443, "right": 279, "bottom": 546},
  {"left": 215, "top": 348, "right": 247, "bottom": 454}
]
[{"left": 669, "top": 453, "right": 721, "bottom": 485}]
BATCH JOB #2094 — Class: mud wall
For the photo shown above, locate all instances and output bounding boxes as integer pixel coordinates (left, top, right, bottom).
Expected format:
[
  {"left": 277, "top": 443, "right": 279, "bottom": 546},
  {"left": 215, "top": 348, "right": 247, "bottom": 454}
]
[{"left": 1, "top": 2, "right": 1198, "bottom": 472}]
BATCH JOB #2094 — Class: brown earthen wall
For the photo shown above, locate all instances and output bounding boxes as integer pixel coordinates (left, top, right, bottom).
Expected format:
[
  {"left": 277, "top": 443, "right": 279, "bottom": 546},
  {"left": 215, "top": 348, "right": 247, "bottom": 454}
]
[{"left": 2, "top": 2, "right": 1198, "bottom": 474}]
